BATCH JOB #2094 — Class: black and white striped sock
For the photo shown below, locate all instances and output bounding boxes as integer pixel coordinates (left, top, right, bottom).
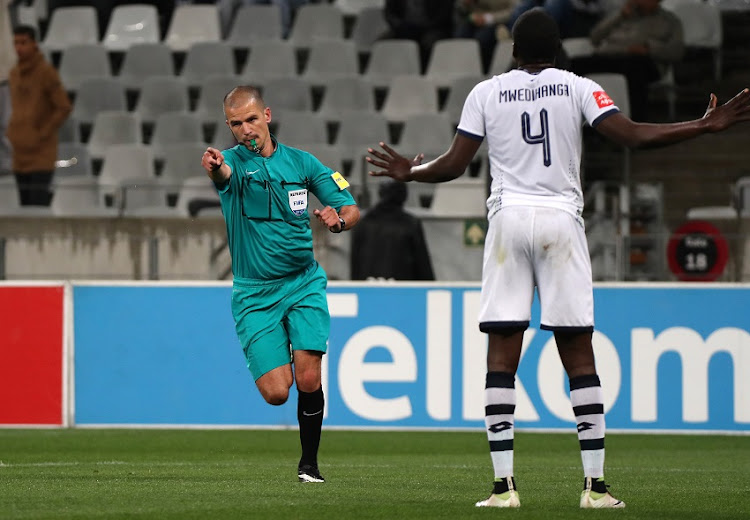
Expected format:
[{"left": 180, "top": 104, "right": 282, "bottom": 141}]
[
  {"left": 570, "top": 374, "right": 605, "bottom": 479},
  {"left": 485, "top": 371, "right": 516, "bottom": 487}
]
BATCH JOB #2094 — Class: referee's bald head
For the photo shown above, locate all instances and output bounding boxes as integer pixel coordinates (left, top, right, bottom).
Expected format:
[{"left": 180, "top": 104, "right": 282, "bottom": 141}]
[
  {"left": 512, "top": 8, "right": 561, "bottom": 65},
  {"left": 224, "top": 85, "right": 265, "bottom": 111}
]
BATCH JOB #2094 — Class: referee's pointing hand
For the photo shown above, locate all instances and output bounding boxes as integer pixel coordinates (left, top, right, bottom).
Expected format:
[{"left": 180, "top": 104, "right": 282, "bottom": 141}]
[{"left": 202, "top": 147, "right": 224, "bottom": 173}]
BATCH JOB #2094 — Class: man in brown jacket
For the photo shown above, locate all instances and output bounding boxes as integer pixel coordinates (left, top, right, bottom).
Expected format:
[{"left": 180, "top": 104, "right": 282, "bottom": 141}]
[{"left": 7, "top": 25, "right": 71, "bottom": 206}]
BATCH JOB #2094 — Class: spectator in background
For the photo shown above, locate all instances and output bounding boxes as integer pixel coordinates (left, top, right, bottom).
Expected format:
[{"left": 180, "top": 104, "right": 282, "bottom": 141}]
[
  {"left": 568, "top": 0, "right": 683, "bottom": 121},
  {"left": 454, "top": 0, "right": 516, "bottom": 72},
  {"left": 351, "top": 180, "right": 435, "bottom": 281},
  {"left": 0, "top": 0, "right": 14, "bottom": 176},
  {"left": 502, "top": 0, "right": 619, "bottom": 39},
  {"left": 381, "top": 0, "right": 455, "bottom": 71},
  {"left": 6, "top": 25, "right": 71, "bottom": 206}
]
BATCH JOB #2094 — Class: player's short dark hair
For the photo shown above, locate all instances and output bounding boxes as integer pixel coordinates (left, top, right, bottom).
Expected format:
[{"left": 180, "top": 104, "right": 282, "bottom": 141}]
[
  {"left": 13, "top": 25, "right": 36, "bottom": 41},
  {"left": 224, "top": 85, "right": 264, "bottom": 109},
  {"left": 511, "top": 8, "right": 560, "bottom": 64}
]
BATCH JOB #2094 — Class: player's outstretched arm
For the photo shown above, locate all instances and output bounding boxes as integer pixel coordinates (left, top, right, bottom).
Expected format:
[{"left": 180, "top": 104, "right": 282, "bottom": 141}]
[
  {"left": 366, "top": 134, "right": 481, "bottom": 183},
  {"left": 596, "top": 89, "right": 750, "bottom": 149},
  {"left": 201, "top": 147, "right": 232, "bottom": 183}
]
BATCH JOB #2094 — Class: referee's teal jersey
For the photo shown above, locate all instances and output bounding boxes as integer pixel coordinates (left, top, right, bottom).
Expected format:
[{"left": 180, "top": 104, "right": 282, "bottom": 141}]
[{"left": 216, "top": 139, "right": 355, "bottom": 280}]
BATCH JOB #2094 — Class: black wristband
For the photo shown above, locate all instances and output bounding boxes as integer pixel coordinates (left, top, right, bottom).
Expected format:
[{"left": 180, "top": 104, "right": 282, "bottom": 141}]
[{"left": 331, "top": 217, "right": 345, "bottom": 233}]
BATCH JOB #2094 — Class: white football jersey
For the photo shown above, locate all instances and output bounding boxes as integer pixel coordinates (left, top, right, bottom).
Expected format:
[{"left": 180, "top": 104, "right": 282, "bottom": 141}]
[{"left": 457, "top": 68, "right": 619, "bottom": 222}]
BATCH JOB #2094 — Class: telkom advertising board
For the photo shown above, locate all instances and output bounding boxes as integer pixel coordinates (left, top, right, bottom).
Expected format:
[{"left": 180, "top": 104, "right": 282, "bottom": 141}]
[{"left": 70, "top": 283, "right": 749, "bottom": 433}]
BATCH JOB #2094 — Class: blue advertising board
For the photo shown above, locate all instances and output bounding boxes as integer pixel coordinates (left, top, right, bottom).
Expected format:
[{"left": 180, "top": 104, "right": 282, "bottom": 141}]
[{"left": 73, "top": 283, "right": 750, "bottom": 432}]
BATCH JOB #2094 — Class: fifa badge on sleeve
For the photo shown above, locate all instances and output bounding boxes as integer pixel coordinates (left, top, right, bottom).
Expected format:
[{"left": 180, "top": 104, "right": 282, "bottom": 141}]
[{"left": 331, "top": 171, "right": 350, "bottom": 190}]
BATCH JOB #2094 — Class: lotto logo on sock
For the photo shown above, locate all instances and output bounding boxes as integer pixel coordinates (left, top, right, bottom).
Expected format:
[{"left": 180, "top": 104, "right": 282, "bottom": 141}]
[{"left": 593, "top": 91, "right": 614, "bottom": 108}]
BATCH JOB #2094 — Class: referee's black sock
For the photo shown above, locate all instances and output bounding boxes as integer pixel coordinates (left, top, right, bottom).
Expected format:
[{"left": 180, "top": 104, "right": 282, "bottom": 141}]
[{"left": 298, "top": 386, "right": 324, "bottom": 468}]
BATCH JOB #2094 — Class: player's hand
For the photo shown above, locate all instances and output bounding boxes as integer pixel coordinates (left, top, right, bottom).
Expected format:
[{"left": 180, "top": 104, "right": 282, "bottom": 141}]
[
  {"left": 702, "top": 89, "right": 750, "bottom": 132},
  {"left": 202, "top": 147, "right": 224, "bottom": 173},
  {"left": 313, "top": 206, "right": 341, "bottom": 232},
  {"left": 366, "top": 142, "right": 424, "bottom": 182}
]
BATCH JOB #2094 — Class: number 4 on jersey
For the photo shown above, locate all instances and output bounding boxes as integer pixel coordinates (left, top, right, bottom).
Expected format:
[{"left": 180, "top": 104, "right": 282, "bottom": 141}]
[{"left": 522, "top": 109, "right": 551, "bottom": 167}]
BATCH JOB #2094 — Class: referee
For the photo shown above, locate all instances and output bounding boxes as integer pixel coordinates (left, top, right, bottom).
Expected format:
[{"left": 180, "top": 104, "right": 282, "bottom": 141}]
[{"left": 202, "top": 85, "right": 360, "bottom": 483}]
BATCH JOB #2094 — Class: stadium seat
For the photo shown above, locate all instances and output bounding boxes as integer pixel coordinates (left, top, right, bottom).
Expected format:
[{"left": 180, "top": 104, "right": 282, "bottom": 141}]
[
  {"left": 194, "top": 75, "right": 241, "bottom": 127},
  {"left": 226, "top": 5, "right": 283, "bottom": 49},
  {"left": 380, "top": 75, "right": 439, "bottom": 123},
  {"left": 686, "top": 206, "right": 738, "bottom": 220},
  {"left": 349, "top": 6, "right": 389, "bottom": 55},
  {"left": 398, "top": 113, "right": 455, "bottom": 157},
  {"left": 316, "top": 76, "right": 376, "bottom": 122},
  {"left": 425, "top": 39, "right": 484, "bottom": 89},
  {"left": 164, "top": 4, "right": 221, "bottom": 52},
  {"left": 50, "top": 176, "right": 117, "bottom": 217},
  {"left": 735, "top": 177, "right": 750, "bottom": 217},
  {"left": 58, "top": 44, "right": 111, "bottom": 92},
  {"left": 16, "top": 3, "right": 39, "bottom": 31},
  {"left": 442, "top": 75, "right": 485, "bottom": 125},
  {"left": 210, "top": 117, "right": 237, "bottom": 151},
  {"left": 262, "top": 77, "right": 314, "bottom": 121},
  {"left": 70, "top": 77, "right": 127, "bottom": 128},
  {"left": 41, "top": 6, "right": 99, "bottom": 52},
  {"left": 150, "top": 112, "right": 206, "bottom": 162},
  {"left": 120, "top": 176, "right": 171, "bottom": 217},
  {"left": 287, "top": 4, "right": 345, "bottom": 50},
  {"left": 87, "top": 111, "right": 143, "bottom": 160},
  {"left": 58, "top": 117, "right": 81, "bottom": 144},
  {"left": 133, "top": 77, "right": 190, "bottom": 126},
  {"left": 333, "top": 0, "right": 385, "bottom": 15},
  {"left": 275, "top": 110, "right": 330, "bottom": 148},
  {"left": 488, "top": 40, "right": 514, "bottom": 75},
  {"left": 180, "top": 42, "right": 237, "bottom": 90},
  {"left": 301, "top": 144, "right": 348, "bottom": 177},
  {"left": 335, "top": 111, "right": 390, "bottom": 181},
  {"left": 159, "top": 142, "right": 212, "bottom": 196},
  {"left": 561, "top": 37, "right": 595, "bottom": 59},
  {"left": 98, "top": 144, "right": 156, "bottom": 208},
  {"left": 364, "top": 39, "right": 420, "bottom": 89},
  {"left": 667, "top": 1, "right": 723, "bottom": 81},
  {"left": 301, "top": 39, "right": 359, "bottom": 87},
  {"left": 119, "top": 43, "right": 176, "bottom": 91},
  {"left": 173, "top": 176, "right": 222, "bottom": 218},
  {"left": 429, "top": 180, "right": 487, "bottom": 217},
  {"left": 102, "top": 4, "right": 160, "bottom": 51},
  {"left": 55, "top": 143, "right": 93, "bottom": 178},
  {"left": 240, "top": 40, "right": 299, "bottom": 86}
]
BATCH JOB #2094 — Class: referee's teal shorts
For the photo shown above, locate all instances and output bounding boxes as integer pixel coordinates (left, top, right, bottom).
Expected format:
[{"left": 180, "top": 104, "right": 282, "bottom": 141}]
[{"left": 231, "top": 261, "right": 329, "bottom": 381}]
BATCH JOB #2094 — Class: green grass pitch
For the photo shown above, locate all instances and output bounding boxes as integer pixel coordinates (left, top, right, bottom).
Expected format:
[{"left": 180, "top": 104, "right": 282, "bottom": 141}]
[{"left": 0, "top": 429, "right": 747, "bottom": 519}]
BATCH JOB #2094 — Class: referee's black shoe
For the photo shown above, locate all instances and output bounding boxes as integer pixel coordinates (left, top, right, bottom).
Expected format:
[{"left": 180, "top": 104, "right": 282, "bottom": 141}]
[{"left": 298, "top": 463, "right": 325, "bottom": 483}]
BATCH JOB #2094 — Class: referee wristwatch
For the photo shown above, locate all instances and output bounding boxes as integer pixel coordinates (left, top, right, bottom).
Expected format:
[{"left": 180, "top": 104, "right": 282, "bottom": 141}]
[{"left": 332, "top": 217, "right": 346, "bottom": 233}]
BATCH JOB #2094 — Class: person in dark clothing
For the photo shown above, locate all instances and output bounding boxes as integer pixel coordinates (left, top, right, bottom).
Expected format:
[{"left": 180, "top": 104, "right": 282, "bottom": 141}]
[
  {"left": 351, "top": 180, "right": 435, "bottom": 281},
  {"left": 381, "top": 0, "right": 455, "bottom": 72}
]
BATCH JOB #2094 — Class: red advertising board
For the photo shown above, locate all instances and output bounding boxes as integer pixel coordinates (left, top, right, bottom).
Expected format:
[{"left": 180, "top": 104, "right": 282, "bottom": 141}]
[{"left": 0, "top": 285, "right": 65, "bottom": 425}]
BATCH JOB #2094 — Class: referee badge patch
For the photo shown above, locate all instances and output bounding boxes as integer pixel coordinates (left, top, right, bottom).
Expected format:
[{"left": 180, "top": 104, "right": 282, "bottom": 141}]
[
  {"left": 593, "top": 91, "right": 614, "bottom": 109},
  {"left": 288, "top": 189, "right": 308, "bottom": 216},
  {"left": 331, "top": 171, "right": 350, "bottom": 190}
]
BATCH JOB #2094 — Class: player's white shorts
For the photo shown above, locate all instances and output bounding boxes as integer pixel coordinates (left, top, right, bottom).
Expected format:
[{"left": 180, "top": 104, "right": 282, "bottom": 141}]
[{"left": 478, "top": 205, "right": 594, "bottom": 333}]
